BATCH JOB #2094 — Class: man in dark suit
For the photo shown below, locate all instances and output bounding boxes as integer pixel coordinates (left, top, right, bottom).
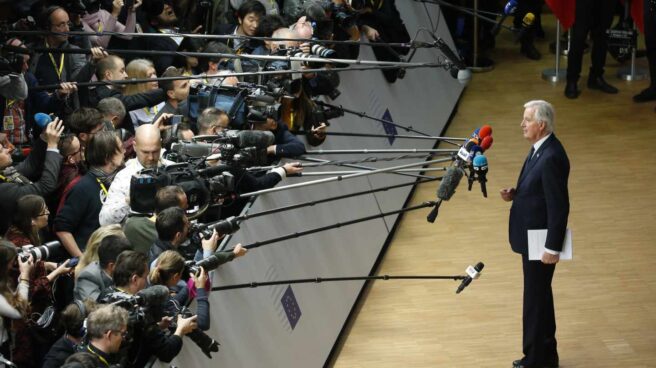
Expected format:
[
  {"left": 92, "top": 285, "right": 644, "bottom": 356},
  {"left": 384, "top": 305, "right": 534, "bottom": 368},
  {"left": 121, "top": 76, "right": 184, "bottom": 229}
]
[
  {"left": 74, "top": 235, "right": 133, "bottom": 302},
  {"left": 500, "top": 100, "right": 570, "bottom": 368}
]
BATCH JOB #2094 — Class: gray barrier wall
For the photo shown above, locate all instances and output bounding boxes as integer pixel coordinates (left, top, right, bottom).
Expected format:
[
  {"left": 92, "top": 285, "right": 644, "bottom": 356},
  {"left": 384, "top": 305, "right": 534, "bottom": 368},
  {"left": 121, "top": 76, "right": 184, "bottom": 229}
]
[{"left": 160, "top": 3, "right": 465, "bottom": 367}]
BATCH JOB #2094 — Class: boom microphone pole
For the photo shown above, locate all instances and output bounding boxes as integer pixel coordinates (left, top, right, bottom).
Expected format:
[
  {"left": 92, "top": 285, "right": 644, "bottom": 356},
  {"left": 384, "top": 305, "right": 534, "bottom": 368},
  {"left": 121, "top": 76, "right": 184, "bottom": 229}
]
[
  {"left": 238, "top": 157, "right": 452, "bottom": 198},
  {"left": 298, "top": 167, "right": 448, "bottom": 176},
  {"left": 304, "top": 148, "right": 457, "bottom": 155},
  {"left": 230, "top": 200, "right": 439, "bottom": 251},
  {"left": 211, "top": 273, "right": 467, "bottom": 292},
  {"left": 237, "top": 177, "right": 441, "bottom": 222},
  {"left": 295, "top": 131, "right": 468, "bottom": 142},
  {"left": 297, "top": 156, "right": 437, "bottom": 180},
  {"left": 315, "top": 101, "right": 459, "bottom": 143}
]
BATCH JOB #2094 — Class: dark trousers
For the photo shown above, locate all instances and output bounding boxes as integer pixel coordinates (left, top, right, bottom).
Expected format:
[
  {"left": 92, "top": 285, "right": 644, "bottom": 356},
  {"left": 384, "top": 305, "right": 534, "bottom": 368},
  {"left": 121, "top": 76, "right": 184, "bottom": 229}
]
[
  {"left": 521, "top": 255, "right": 558, "bottom": 367},
  {"left": 645, "top": 0, "right": 656, "bottom": 87},
  {"left": 567, "top": 0, "right": 618, "bottom": 82}
]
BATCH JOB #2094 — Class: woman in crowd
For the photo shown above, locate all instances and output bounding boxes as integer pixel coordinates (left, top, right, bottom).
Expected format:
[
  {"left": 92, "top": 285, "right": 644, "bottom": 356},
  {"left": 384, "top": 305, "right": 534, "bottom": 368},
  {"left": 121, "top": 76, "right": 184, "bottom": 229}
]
[
  {"left": 0, "top": 241, "right": 32, "bottom": 364},
  {"left": 75, "top": 224, "right": 124, "bottom": 276},
  {"left": 124, "top": 59, "right": 165, "bottom": 127}
]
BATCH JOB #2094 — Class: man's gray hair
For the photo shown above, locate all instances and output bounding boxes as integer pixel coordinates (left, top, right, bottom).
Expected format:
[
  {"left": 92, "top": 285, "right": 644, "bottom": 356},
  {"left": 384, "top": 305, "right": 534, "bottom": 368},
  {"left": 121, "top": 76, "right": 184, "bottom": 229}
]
[
  {"left": 524, "top": 100, "right": 555, "bottom": 133},
  {"left": 97, "top": 97, "right": 127, "bottom": 122},
  {"left": 86, "top": 304, "right": 128, "bottom": 340}
]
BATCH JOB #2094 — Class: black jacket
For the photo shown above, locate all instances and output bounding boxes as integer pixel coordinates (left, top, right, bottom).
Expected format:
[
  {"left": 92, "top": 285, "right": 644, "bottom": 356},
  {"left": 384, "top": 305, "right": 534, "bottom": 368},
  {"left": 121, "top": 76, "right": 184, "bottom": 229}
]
[
  {"left": 42, "top": 336, "right": 77, "bottom": 368},
  {"left": 93, "top": 85, "right": 167, "bottom": 133},
  {"left": 0, "top": 138, "right": 62, "bottom": 234},
  {"left": 509, "top": 134, "right": 570, "bottom": 254}
]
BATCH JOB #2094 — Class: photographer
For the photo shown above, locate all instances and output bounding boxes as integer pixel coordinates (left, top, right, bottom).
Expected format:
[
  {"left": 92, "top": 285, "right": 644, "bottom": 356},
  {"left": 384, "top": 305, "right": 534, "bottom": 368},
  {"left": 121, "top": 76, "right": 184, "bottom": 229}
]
[
  {"left": 153, "top": 67, "right": 190, "bottom": 121},
  {"left": 0, "top": 119, "right": 64, "bottom": 235},
  {"left": 0, "top": 241, "right": 31, "bottom": 360},
  {"left": 251, "top": 116, "right": 306, "bottom": 159},
  {"left": 215, "top": 0, "right": 267, "bottom": 53},
  {"left": 149, "top": 250, "right": 221, "bottom": 358},
  {"left": 197, "top": 107, "right": 230, "bottom": 136},
  {"left": 98, "top": 250, "right": 197, "bottom": 367},
  {"left": 149, "top": 207, "right": 247, "bottom": 265}
]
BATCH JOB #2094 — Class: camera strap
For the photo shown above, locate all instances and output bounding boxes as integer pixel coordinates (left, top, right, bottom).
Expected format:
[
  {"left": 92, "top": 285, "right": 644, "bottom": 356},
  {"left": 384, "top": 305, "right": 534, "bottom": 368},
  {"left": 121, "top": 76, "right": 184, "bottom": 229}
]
[{"left": 0, "top": 167, "right": 32, "bottom": 185}]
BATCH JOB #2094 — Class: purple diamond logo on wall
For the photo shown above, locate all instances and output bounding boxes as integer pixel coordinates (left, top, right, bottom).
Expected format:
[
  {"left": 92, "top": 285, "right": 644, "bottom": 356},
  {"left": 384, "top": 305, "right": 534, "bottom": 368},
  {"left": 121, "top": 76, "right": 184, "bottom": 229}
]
[
  {"left": 281, "top": 285, "right": 301, "bottom": 330},
  {"left": 381, "top": 109, "right": 398, "bottom": 145}
]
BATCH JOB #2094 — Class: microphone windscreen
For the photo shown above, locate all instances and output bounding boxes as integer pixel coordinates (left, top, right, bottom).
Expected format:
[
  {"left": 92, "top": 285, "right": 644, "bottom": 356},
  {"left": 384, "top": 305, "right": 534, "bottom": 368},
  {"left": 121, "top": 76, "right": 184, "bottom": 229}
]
[
  {"left": 504, "top": 0, "right": 518, "bottom": 14},
  {"left": 474, "top": 262, "right": 485, "bottom": 272},
  {"left": 34, "top": 113, "right": 52, "bottom": 129},
  {"left": 473, "top": 154, "right": 488, "bottom": 168},
  {"left": 522, "top": 12, "right": 535, "bottom": 27},
  {"left": 480, "top": 136, "right": 494, "bottom": 151},
  {"left": 437, "top": 166, "right": 464, "bottom": 201},
  {"left": 478, "top": 125, "right": 492, "bottom": 139},
  {"left": 471, "top": 128, "right": 480, "bottom": 138},
  {"left": 237, "top": 130, "right": 275, "bottom": 149},
  {"left": 457, "top": 68, "right": 472, "bottom": 85},
  {"left": 136, "top": 285, "right": 170, "bottom": 306}
]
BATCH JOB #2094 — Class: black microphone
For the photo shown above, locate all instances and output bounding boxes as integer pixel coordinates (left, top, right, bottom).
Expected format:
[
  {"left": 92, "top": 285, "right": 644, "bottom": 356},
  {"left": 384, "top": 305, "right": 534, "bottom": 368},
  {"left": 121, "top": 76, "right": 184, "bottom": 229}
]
[
  {"left": 430, "top": 34, "right": 472, "bottom": 85},
  {"left": 427, "top": 166, "right": 464, "bottom": 223},
  {"left": 490, "top": 0, "right": 518, "bottom": 36},
  {"left": 514, "top": 12, "right": 535, "bottom": 43},
  {"left": 456, "top": 262, "right": 484, "bottom": 294},
  {"left": 135, "top": 285, "right": 170, "bottom": 307},
  {"left": 473, "top": 154, "right": 488, "bottom": 198}
]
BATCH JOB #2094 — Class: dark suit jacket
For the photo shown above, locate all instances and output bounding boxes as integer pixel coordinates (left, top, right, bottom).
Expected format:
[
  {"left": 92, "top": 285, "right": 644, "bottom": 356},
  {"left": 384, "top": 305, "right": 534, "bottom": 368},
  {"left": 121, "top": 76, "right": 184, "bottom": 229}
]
[{"left": 509, "top": 134, "right": 570, "bottom": 255}]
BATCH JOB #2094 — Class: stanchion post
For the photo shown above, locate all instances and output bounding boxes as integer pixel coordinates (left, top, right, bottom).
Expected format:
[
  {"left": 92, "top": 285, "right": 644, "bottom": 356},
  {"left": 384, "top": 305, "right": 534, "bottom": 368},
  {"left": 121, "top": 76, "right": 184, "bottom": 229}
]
[{"left": 542, "top": 20, "right": 567, "bottom": 83}]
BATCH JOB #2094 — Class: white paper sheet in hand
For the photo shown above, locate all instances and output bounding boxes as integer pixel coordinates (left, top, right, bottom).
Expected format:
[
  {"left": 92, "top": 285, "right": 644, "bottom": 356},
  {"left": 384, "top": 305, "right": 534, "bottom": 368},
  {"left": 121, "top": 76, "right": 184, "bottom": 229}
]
[{"left": 528, "top": 229, "right": 573, "bottom": 261}]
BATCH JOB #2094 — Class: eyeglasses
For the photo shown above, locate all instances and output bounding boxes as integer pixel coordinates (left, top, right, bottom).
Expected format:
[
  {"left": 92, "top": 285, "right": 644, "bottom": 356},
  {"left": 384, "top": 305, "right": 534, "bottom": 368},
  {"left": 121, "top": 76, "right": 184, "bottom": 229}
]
[{"left": 112, "top": 329, "right": 128, "bottom": 339}]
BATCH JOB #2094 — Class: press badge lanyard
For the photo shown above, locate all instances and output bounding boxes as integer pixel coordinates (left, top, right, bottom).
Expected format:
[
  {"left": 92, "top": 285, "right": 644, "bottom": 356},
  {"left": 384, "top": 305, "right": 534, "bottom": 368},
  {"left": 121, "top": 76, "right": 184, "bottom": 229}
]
[
  {"left": 87, "top": 346, "right": 110, "bottom": 367},
  {"left": 46, "top": 41, "right": 64, "bottom": 80}
]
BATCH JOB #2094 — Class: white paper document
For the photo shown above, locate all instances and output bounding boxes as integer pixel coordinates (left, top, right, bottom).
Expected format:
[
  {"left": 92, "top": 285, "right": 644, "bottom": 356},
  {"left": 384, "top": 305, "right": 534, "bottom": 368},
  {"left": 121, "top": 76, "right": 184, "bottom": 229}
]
[{"left": 528, "top": 229, "right": 573, "bottom": 261}]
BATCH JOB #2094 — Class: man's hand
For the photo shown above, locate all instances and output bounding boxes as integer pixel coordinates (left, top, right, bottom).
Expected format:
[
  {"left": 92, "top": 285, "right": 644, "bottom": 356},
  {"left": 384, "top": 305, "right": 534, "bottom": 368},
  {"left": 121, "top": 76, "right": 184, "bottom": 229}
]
[
  {"left": 158, "top": 316, "right": 173, "bottom": 330},
  {"left": 131, "top": 0, "right": 143, "bottom": 11},
  {"left": 201, "top": 229, "right": 222, "bottom": 253},
  {"left": 283, "top": 162, "right": 303, "bottom": 176},
  {"left": 361, "top": 25, "right": 380, "bottom": 41},
  {"left": 541, "top": 252, "right": 560, "bottom": 265},
  {"left": 232, "top": 243, "right": 247, "bottom": 258},
  {"left": 90, "top": 47, "right": 109, "bottom": 63},
  {"left": 311, "top": 123, "right": 327, "bottom": 139},
  {"left": 44, "top": 118, "right": 65, "bottom": 149},
  {"left": 112, "top": 0, "right": 124, "bottom": 17},
  {"left": 175, "top": 314, "right": 198, "bottom": 336},
  {"left": 499, "top": 187, "right": 516, "bottom": 202},
  {"left": 56, "top": 82, "right": 77, "bottom": 99},
  {"left": 153, "top": 113, "right": 174, "bottom": 132}
]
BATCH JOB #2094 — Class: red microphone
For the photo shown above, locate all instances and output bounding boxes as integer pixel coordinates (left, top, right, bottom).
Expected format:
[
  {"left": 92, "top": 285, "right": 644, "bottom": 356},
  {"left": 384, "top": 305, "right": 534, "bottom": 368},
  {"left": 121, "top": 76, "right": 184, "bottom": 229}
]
[
  {"left": 480, "top": 136, "right": 494, "bottom": 151},
  {"left": 478, "top": 125, "right": 493, "bottom": 139}
]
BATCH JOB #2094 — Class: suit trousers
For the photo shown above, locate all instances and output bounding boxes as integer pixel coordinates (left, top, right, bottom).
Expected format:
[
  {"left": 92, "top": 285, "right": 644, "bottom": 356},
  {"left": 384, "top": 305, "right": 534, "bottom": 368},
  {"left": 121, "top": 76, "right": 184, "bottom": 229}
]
[
  {"left": 521, "top": 254, "right": 558, "bottom": 367},
  {"left": 566, "top": 0, "right": 618, "bottom": 82},
  {"left": 645, "top": 0, "right": 656, "bottom": 86}
]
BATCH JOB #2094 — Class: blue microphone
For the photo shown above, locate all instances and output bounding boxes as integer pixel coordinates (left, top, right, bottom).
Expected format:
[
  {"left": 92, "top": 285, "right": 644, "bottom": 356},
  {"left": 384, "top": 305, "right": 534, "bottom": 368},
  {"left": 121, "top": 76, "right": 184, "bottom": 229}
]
[
  {"left": 34, "top": 113, "right": 52, "bottom": 129},
  {"left": 473, "top": 154, "right": 488, "bottom": 198}
]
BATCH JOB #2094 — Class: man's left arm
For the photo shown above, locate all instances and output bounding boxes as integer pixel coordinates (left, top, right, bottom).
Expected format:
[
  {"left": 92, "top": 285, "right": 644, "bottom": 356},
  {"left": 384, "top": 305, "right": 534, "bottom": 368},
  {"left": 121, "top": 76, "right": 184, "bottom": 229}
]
[{"left": 271, "top": 125, "right": 306, "bottom": 158}]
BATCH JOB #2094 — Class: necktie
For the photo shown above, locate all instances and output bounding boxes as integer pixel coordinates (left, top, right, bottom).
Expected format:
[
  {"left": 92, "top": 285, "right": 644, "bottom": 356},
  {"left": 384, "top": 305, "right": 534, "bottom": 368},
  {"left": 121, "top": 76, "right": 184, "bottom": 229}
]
[{"left": 526, "top": 147, "right": 535, "bottom": 163}]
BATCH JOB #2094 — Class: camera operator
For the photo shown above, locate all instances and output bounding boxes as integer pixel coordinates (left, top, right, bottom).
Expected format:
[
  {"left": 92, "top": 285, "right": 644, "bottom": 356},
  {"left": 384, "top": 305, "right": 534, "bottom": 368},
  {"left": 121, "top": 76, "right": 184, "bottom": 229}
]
[
  {"left": 0, "top": 119, "right": 64, "bottom": 235},
  {"left": 93, "top": 55, "right": 167, "bottom": 133},
  {"left": 197, "top": 41, "right": 240, "bottom": 87},
  {"left": 124, "top": 185, "right": 188, "bottom": 255},
  {"left": 98, "top": 251, "right": 197, "bottom": 367},
  {"left": 149, "top": 207, "right": 247, "bottom": 265},
  {"left": 250, "top": 115, "right": 306, "bottom": 159},
  {"left": 81, "top": 304, "right": 129, "bottom": 366},
  {"left": 97, "top": 97, "right": 127, "bottom": 131},
  {"left": 30, "top": 6, "right": 109, "bottom": 113},
  {"left": 55, "top": 131, "right": 125, "bottom": 257},
  {"left": 74, "top": 235, "right": 133, "bottom": 302},
  {"left": 99, "top": 122, "right": 172, "bottom": 226},
  {"left": 81, "top": 0, "right": 141, "bottom": 49},
  {"left": 197, "top": 107, "right": 230, "bottom": 136},
  {"left": 300, "top": 0, "right": 361, "bottom": 60}
]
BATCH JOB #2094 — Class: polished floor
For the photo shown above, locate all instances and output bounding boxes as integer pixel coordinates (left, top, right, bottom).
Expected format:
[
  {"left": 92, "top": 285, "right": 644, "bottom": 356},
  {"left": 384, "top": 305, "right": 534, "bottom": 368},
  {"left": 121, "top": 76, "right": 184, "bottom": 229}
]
[{"left": 333, "top": 14, "right": 656, "bottom": 368}]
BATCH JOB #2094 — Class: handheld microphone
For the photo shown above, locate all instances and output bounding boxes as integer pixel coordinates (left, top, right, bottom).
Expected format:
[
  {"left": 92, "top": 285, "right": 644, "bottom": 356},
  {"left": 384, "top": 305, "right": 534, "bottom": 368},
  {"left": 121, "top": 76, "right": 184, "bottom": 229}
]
[
  {"left": 456, "top": 262, "right": 484, "bottom": 294},
  {"left": 514, "top": 12, "right": 535, "bottom": 43},
  {"left": 473, "top": 154, "right": 488, "bottom": 198},
  {"left": 480, "top": 136, "right": 494, "bottom": 151},
  {"left": 490, "top": 0, "right": 518, "bottom": 36},
  {"left": 427, "top": 166, "right": 464, "bottom": 223},
  {"left": 34, "top": 113, "right": 52, "bottom": 129}
]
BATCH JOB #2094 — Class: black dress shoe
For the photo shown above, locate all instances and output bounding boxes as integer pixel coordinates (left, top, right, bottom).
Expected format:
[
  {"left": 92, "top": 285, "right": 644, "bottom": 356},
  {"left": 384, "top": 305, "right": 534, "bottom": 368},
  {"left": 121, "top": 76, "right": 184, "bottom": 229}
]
[
  {"left": 520, "top": 43, "right": 542, "bottom": 60},
  {"left": 587, "top": 76, "right": 619, "bottom": 94},
  {"left": 564, "top": 82, "right": 580, "bottom": 99},
  {"left": 633, "top": 87, "right": 656, "bottom": 102},
  {"left": 512, "top": 358, "right": 559, "bottom": 368}
]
